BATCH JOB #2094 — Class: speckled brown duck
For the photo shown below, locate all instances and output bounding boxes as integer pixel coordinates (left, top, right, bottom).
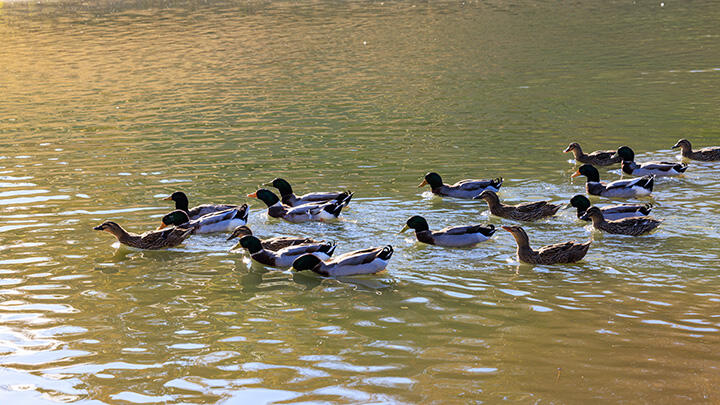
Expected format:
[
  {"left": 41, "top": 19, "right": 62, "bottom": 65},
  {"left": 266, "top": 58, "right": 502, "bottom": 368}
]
[
  {"left": 94, "top": 221, "right": 193, "bottom": 249},
  {"left": 580, "top": 206, "right": 662, "bottom": 236},
  {"left": 563, "top": 142, "right": 621, "bottom": 166},
  {"left": 672, "top": 139, "right": 720, "bottom": 161},
  {"left": 475, "top": 190, "right": 561, "bottom": 222},
  {"left": 502, "top": 225, "right": 591, "bottom": 265}
]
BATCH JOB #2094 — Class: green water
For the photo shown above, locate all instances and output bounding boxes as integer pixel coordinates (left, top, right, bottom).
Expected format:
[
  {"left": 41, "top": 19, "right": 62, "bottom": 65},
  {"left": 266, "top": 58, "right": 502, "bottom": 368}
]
[{"left": 1, "top": 0, "right": 720, "bottom": 403}]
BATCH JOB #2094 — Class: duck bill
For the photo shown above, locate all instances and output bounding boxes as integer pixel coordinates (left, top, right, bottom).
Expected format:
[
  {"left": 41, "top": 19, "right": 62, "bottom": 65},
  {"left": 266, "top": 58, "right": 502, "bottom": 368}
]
[
  {"left": 156, "top": 223, "right": 168, "bottom": 230},
  {"left": 561, "top": 202, "right": 572, "bottom": 210},
  {"left": 501, "top": 226, "right": 513, "bottom": 232},
  {"left": 93, "top": 225, "right": 103, "bottom": 231},
  {"left": 399, "top": 224, "right": 410, "bottom": 234},
  {"left": 246, "top": 192, "right": 258, "bottom": 198},
  {"left": 563, "top": 146, "right": 572, "bottom": 153},
  {"left": 161, "top": 196, "right": 172, "bottom": 201},
  {"left": 570, "top": 170, "right": 581, "bottom": 178},
  {"left": 261, "top": 182, "right": 273, "bottom": 187},
  {"left": 226, "top": 233, "right": 237, "bottom": 241},
  {"left": 417, "top": 179, "right": 428, "bottom": 188},
  {"left": 671, "top": 143, "right": 680, "bottom": 149}
]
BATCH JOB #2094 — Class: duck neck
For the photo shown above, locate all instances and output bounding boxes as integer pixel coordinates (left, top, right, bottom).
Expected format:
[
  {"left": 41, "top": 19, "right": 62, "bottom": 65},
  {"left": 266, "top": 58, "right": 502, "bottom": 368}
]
[
  {"left": 571, "top": 146, "right": 585, "bottom": 159},
  {"left": 108, "top": 226, "right": 138, "bottom": 245}
]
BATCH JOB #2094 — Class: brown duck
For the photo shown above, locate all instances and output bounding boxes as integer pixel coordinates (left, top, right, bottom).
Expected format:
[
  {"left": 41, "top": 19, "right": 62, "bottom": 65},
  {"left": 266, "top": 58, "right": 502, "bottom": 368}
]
[
  {"left": 226, "top": 225, "right": 324, "bottom": 251},
  {"left": 672, "top": 139, "right": 720, "bottom": 161},
  {"left": 94, "top": 221, "right": 193, "bottom": 249},
  {"left": 502, "top": 225, "right": 591, "bottom": 265},
  {"left": 475, "top": 190, "right": 561, "bottom": 222},
  {"left": 563, "top": 142, "right": 621, "bottom": 166},
  {"left": 580, "top": 206, "right": 662, "bottom": 236}
]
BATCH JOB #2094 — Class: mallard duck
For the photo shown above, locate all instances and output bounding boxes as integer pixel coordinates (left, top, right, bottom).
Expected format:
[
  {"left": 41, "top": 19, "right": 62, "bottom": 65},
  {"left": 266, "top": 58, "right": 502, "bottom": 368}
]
[
  {"left": 247, "top": 189, "right": 352, "bottom": 223},
  {"left": 94, "top": 221, "right": 193, "bottom": 249},
  {"left": 614, "top": 146, "right": 688, "bottom": 176},
  {"left": 418, "top": 172, "right": 502, "bottom": 199},
  {"left": 563, "top": 142, "right": 621, "bottom": 166},
  {"left": 400, "top": 215, "right": 496, "bottom": 247},
  {"left": 672, "top": 139, "right": 720, "bottom": 161},
  {"left": 162, "top": 191, "right": 241, "bottom": 220},
  {"left": 237, "top": 235, "right": 336, "bottom": 268},
  {"left": 568, "top": 195, "right": 652, "bottom": 221},
  {"left": 502, "top": 225, "right": 590, "bottom": 265},
  {"left": 158, "top": 206, "right": 248, "bottom": 234},
  {"left": 264, "top": 178, "right": 351, "bottom": 207},
  {"left": 580, "top": 206, "right": 662, "bottom": 236},
  {"left": 474, "top": 190, "right": 561, "bottom": 221},
  {"left": 572, "top": 164, "right": 654, "bottom": 198},
  {"left": 292, "top": 245, "right": 394, "bottom": 277},
  {"left": 226, "top": 225, "right": 323, "bottom": 251}
]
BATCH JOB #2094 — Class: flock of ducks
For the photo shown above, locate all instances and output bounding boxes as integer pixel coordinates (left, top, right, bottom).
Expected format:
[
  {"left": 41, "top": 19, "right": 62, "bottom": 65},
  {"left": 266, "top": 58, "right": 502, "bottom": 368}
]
[{"left": 94, "top": 138, "right": 720, "bottom": 274}]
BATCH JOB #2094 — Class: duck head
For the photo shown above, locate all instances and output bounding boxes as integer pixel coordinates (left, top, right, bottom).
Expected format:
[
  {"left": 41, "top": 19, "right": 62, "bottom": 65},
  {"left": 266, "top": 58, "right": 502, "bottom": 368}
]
[
  {"left": 418, "top": 172, "right": 443, "bottom": 188},
  {"left": 400, "top": 215, "right": 429, "bottom": 233}
]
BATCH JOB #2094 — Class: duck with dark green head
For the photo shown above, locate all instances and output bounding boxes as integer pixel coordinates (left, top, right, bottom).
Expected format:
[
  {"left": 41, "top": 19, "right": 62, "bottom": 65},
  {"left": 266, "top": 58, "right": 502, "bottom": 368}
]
[
  {"left": 161, "top": 191, "right": 242, "bottom": 221},
  {"left": 264, "top": 178, "right": 351, "bottom": 207},
  {"left": 418, "top": 172, "right": 502, "bottom": 199},
  {"left": 613, "top": 146, "right": 687, "bottom": 177},
  {"left": 292, "top": 245, "right": 394, "bottom": 277},
  {"left": 571, "top": 164, "right": 654, "bottom": 198},
  {"left": 237, "top": 235, "right": 336, "bottom": 268},
  {"left": 400, "top": 215, "right": 495, "bottom": 247},
  {"left": 158, "top": 205, "right": 248, "bottom": 234},
  {"left": 567, "top": 195, "right": 651, "bottom": 221},
  {"left": 226, "top": 225, "right": 323, "bottom": 251},
  {"left": 247, "top": 188, "right": 352, "bottom": 223}
]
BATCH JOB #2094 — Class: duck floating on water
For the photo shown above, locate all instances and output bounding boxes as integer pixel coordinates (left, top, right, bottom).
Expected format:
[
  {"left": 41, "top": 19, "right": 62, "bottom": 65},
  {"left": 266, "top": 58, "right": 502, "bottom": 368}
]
[
  {"left": 158, "top": 206, "right": 248, "bottom": 234},
  {"left": 563, "top": 142, "right": 621, "bottom": 166},
  {"left": 400, "top": 215, "right": 496, "bottom": 247},
  {"left": 567, "top": 195, "right": 652, "bottom": 221},
  {"left": 614, "top": 146, "right": 688, "bottom": 177},
  {"left": 237, "top": 235, "right": 336, "bottom": 268},
  {"left": 672, "top": 139, "right": 720, "bottom": 161},
  {"left": 162, "top": 191, "right": 242, "bottom": 221},
  {"left": 572, "top": 164, "right": 654, "bottom": 198},
  {"left": 293, "top": 246, "right": 394, "bottom": 276},
  {"left": 502, "top": 225, "right": 591, "bottom": 265},
  {"left": 226, "top": 226, "right": 323, "bottom": 251},
  {"left": 248, "top": 189, "right": 352, "bottom": 223},
  {"left": 418, "top": 172, "right": 502, "bottom": 199},
  {"left": 580, "top": 206, "right": 662, "bottom": 236},
  {"left": 475, "top": 190, "right": 561, "bottom": 222},
  {"left": 94, "top": 221, "right": 193, "bottom": 250},
  {"left": 264, "top": 178, "right": 351, "bottom": 207}
]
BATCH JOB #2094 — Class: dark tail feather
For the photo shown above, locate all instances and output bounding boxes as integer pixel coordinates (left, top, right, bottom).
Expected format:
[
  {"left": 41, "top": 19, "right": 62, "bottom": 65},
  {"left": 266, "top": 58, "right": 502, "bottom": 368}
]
[
  {"left": 325, "top": 242, "right": 337, "bottom": 257},
  {"left": 641, "top": 203, "right": 653, "bottom": 215},
  {"left": 675, "top": 163, "right": 688, "bottom": 173},
  {"left": 378, "top": 245, "right": 394, "bottom": 260},
  {"left": 482, "top": 224, "right": 496, "bottom": 237},
  {"left": 340, "top": 192, "right": 353, "bottom": 207},
  {"left": 492, "top": 177, "right": 503, "bottom": 189},
  {"left": 235, "top": 204, "right": 249, "bottom": 221}
]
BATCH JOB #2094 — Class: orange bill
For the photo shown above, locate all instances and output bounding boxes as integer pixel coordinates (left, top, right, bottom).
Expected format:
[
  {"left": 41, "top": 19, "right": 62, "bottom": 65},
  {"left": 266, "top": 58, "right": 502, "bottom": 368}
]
[{"left": 417, "top": 179, "right": 428, "bottom": 188}]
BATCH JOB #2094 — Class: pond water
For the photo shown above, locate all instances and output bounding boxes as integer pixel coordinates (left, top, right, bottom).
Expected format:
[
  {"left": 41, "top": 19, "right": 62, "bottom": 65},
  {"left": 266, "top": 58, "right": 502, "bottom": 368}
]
[{"left": 1, "top": 0, "right": 720, "bottom": 403}]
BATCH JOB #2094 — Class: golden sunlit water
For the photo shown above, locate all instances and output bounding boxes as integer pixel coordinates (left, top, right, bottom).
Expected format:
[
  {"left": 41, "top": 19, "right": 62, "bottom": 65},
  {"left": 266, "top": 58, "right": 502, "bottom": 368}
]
[{"left": 2, "top": 0, "right": 720, "bottom": 403}]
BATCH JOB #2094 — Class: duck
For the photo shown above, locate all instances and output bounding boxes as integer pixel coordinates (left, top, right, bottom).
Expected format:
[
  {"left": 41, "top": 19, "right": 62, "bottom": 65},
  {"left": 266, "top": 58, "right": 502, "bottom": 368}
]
[
  {"left": 614, "top": 146, "right": 688, "bottom": 176},
  {"left": 247, "top": 189, "right": 352, "bottom": 223},
  {"left": 158, "top": 206, "right": 248, "bottom": 234},
  {"left": 563, "top": 142, "right": 621, "bottom": 166},
  {"left": 672, "top": 139, "right": 720, "bottom": 161},
  {"left": 226, "top": 225, "right": 324, "bottom": 251},
  {"left": 400, "top": 215, "right": 496, "bottom": 247},
  {"left": 572, "top": 164, "right": 654, "bottom": 198},
  {"left": 94, "top": 221, "right": 193, "bottom": 250},
  {"left": 292, "top": 245, "right": 394, "bottom": 277},
  {"left": 568, "top": 195, "right": 652, "bottom": 221},
  {"left": 502, "top": 225, "right": 591, "bottom": 265},
  {"left": 474, "top": 190, "right": 561, "bottom": 221},
  {"left": 162, "top": 191, "right": 242, "bottom": 220},
  {"left": 264, "top": 178, "right": 351, "bottom": 207},
  {"left": 418, "top": 172, "right": 502, "bottom": 199},
  {"left": 580, "top": 206, "right": 662, "bottom": 236},
  {"left": 237, "top": 235, "right": 336, "bottom": 268}
]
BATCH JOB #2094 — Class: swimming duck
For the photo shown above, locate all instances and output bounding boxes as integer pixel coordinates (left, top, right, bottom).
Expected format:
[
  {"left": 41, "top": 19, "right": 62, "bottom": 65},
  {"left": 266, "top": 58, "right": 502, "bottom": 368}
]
[
  {"left": 237, "top": 235, "right": 336, "bottom": 268},
  {"left": 400, "top": 215, "right": 496, "bottom": 247},
  {"left": 292, "top": 245, "right": 394, "bottom": 277},
  {"left": 672, "top": 139, "right": 720, "bottom": 161},
  {"left": 580, "top": 206, "right": 662, "bottom": 236},
  {"left": 614, "top": 146, "right": 688, "bottom": 176},
  {"left": 162, "top": 191, "right": 242, "bottom": 220},
  {"left": 158, "top": 206, "right": 248, "bottom": 234},
  {"left": 418, "top": 172, "right": 502, "bottom": 199},
  {"left": 264, "top": 178, "right": 351, "bottom": 207},
  {"left": 94, "top": 221, "right": 193, "bottom": 250},
  {"left": 502, "top": 225, "right": 591, "bottom": 265},
  {"left": 568, "top": 195, "right": 652, "bottom": 221},
  {"left": 226, "top": 226, "right": 323, "bottom": 251},
  {"left": 563, "top": 142, "right": 621, "bottom": 166},
  {"left": 247, "top": 189, "right": 352, "bottom": 223},
  {"left": 474, "top": 190, "right": 561, "bottom": 222},
  {"left": 572, "top": 164, "right": 654, "bottom": 198}
]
